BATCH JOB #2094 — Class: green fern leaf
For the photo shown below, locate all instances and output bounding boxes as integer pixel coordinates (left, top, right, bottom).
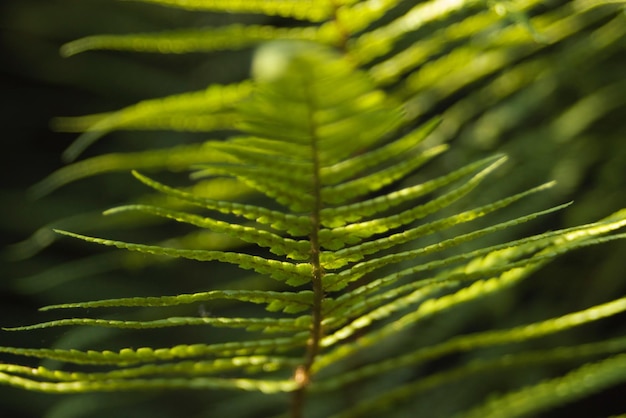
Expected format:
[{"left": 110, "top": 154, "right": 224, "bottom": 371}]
[
  {"left": 30, "top": 143, "right": 227, "bottom": 198},
  {"left": 131, "top": 170, "right": 313, "bottom": 235},
  {"left": 55, "top": 81, "right": 252, "bottom": 162},
  {"left": 5, "top": 1, "right": 626, "bottom": 417},
  {"left": 104, "top": 204, "right": 312, "bottom": 259},
  {"left": 41, "top": 289, "right": 314, "bottom": 314},
  {"left": 60, "top": 25, "right": 323, "bottom": 57},
  {"left": 319, "top": 156, "right": 509, "bottom": 250},
  {"left": 328, "top": 337, "right": 626, "bottom": 417},
  {"left": 0, "top": 355, "right": 300, "bottom": 382},
  {"left": 120, "top": 0, "right": 335, "bottom": 22},
  {"left": 53, "top": 230, "right": 312, "bottom": 286},
  {"left": 318, "top": 117, "right": 442, "bottom": 188},
  {"left": 0, "top": 373, "right": 299, "bottom": 394},
  {"left": 0, "top": 336, "right": 308, "bottom": 366},
  {"left": 5, "top": 316, "right": 310, "bottom": 333},
  {"left": 459, "top": 352, "right": 626, "bottom": 418},
  {"left": 319, "top": 295, "right": 626, "bottom": 392}
]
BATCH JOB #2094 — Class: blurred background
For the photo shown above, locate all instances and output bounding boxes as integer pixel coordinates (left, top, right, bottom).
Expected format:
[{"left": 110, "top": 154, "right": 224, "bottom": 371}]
[{"left": 1, "top": 0, "right": 625, "bottom": 417}]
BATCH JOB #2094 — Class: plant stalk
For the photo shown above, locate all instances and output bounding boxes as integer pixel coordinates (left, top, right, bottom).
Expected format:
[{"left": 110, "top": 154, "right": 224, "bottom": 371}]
[{"left": 290, "top": 79, "right": 325, "bottom": 418}]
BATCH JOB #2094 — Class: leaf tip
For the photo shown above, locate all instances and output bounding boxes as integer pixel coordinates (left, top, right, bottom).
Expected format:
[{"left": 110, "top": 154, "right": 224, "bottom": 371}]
[{"left": 60, "top": 39, "right": 89, "bottom": 58}]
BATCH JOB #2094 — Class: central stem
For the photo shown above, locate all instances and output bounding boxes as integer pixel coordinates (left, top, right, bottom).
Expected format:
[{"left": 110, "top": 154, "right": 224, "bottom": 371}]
[{"left": 290, "top": 81, "right": 325, "bottom": 418}]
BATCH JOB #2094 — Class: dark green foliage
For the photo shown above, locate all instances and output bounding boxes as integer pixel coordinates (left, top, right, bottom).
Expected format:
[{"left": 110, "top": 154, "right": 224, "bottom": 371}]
[{"left": 2, "top": 1, "right": 626, "bottom": 417}]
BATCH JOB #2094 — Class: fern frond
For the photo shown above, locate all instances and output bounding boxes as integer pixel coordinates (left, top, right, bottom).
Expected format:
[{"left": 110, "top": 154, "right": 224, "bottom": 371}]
[
  {"left": 131, "top": 171, "right": 313, "bottom": 235},
  {"left": 0, "top": 336, "right": 308, "bottom": 365},
  {"left": 332, "top": 0, "right": 404, "bottom": 34},
  {"left": 318, "top": 295, "right": 626, "bottom": 389},
  {"left": 459, "top": 352, "right": 626, "bottom": 418},
  {"left": 60, "top": 25, "right": 323, "bottom": 57},
  {"left": 348, "top": 0, "right": 490, "bottom": 64},
  {"left": 55, "top": 81, "right": 252, "bottom": 162},
  {"left": 53, "top": 230, "right": 312, "bottom": 286},
  {"left": 337, "top": 206, "right": 625, "bottom": 283},
  {"left": 319, "top": 156, "right": 509, "bottom": 249},
  {"left": 41, "top": 290, "right": 314, "bottom": 314},
  {"left": 320, "top": 152, "right": 497, "bottom": 227},
  {"left": 0, "top": 373, "right": 298, "bottom": 394},
  {"left": 319, "top": 117, "right": 442, "bottom": 187},
  {"left": 317, "top": 265, "right": 539, "bottom": 371},
  {"left": 318, "top": 211, "right": 626, "bottom": 368},
  {"left": 30, "top": 143, "right": 222, "bottom": 197},
  {"left": 5, "top": 316, "right": 310, "bottom": 333},
  {"left": 104, "top": 204, "right": 311, "bottom": 259},
  {"left": 319, "top": 143, "right": 448, "bottom": 205},
  {"left": 120, "top": 0, "right": 335, "bottom": 22},
  {"left": 399, "top": 0, "right": 624, "bottom": 108},
  {"left": 0, "top": 355, "right": 299, "bottom": 381},
  {"left": 6, "top": 1, "right": 626, "bottom": 415},
  {"left": 328, "top": 336, "right": 626, "bottom": 417},
  {"left": 321, "top": 181, "right": 556, "bottom": 273}
]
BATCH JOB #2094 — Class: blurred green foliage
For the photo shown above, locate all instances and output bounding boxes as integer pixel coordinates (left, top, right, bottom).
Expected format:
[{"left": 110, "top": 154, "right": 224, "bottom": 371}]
[{"left": 1, "top": 1, "right": 625, "bottom": 417}]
